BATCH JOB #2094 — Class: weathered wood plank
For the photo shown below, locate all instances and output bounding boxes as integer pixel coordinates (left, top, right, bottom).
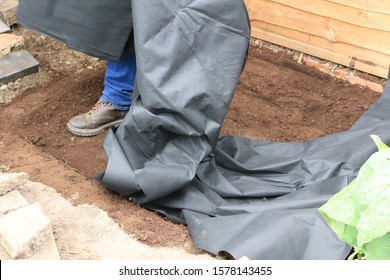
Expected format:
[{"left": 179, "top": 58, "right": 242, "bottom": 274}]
[
  {"left": 324, "top": 0, "right": 390, "bottom": 14},
  {"left": 247, "top": 0, "right": 390, "bottom": 55},
  {"left": 268, "top": 0, "right": 390, "bottom": 31},
  {"left": 251, "top": 21, "right": 390, "bottom": 78},
  {"left": 244, "top": 0, "right": 390, "bottom": 77}
]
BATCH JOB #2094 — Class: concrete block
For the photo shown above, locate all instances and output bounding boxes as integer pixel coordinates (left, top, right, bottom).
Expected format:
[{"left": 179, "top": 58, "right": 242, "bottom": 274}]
[
  {"left": 0, "top": 0, "right": 18, "bottom": 26},
  {"left": 0, "top": 19, "right": 9, "bottom": 33},
  {"left": 0, "top": 33, "right": 24, "bottom": 57},
  {"left": 0, "top": 190, "right": 29, "bottom": 216},
  {"left": 0, "top": 232, "right": 60, "bottom": 260},
  {"left": 28, "top": 232, "right": 61, "bottom": 260},
  {"left": 0, "top": 172, "right": 28, "bottom": 195},
  {"left": 0, "top": 50, "right": 39, "bottom": 84},
  {"left": 0, "top": 202, "right": 53, "bottom": 258},
  {"left": 0, "top": 244, "right": 11, "bottom": 259}
]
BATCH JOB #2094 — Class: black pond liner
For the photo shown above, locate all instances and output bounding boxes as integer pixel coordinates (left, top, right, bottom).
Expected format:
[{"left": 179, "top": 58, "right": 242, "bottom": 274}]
[{"left": 17, "top": 0, "right": 389, "bottom": 259}]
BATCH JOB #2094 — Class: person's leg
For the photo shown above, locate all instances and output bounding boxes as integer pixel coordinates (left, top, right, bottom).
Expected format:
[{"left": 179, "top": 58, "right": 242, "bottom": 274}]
[
  {"left": 67, "top": 51, "right": 136, "bottom": 137},
  {"left": 100, "top": 51, "right": 136, "bottom": 110}
]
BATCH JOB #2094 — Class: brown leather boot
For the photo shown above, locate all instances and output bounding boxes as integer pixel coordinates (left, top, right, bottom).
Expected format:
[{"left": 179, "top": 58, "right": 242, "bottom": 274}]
[{"left": 67, "top": 100, "right": 128, "bottom": 136}]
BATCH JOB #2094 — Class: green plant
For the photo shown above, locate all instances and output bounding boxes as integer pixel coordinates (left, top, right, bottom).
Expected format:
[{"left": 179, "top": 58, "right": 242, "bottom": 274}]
[{"left": 319, "top": 135, "right": 390, "bottom": 260}]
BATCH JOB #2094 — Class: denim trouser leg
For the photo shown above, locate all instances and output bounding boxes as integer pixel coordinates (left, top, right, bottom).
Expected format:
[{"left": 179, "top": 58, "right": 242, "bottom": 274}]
[{"left": 100, "top": 51, "right": 136, "bottom": 110}]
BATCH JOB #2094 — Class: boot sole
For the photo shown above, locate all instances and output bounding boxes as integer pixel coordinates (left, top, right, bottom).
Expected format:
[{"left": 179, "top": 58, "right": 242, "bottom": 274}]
[{"left": 66, "top": 120, "right": 123, "bottom": 137}]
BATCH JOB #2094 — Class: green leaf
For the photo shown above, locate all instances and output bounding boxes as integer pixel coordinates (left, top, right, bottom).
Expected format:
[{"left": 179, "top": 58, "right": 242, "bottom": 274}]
[
  {"left": 371, "top": 134, "right": 389, "bottom": 151},
  {"left": 319, "top": 135, "right": 390, "bottom": 259},
  {"left": 362, "top": 233, "right": 390, "bottom": 260},
  {"left": 357, "top": 193, "right": 390, "bottom": 247},
  {"left": 319, "top": 181, "right": 360, "bottom": 248}
]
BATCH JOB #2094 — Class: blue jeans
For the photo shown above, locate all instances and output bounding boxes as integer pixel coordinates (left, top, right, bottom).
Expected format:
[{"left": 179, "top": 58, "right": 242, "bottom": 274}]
[{"left": 100, "top": 51, "right": 136, "bottom": 110}]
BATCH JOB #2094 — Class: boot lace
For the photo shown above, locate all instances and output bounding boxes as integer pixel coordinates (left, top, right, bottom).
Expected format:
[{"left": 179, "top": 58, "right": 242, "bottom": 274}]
[{"left": 88, "top": 100, "right": 110, "bottom": 115}]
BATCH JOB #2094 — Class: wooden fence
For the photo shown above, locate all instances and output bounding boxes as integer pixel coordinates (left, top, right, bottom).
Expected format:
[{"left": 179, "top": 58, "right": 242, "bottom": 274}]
[{"left": 244, "top": 0, "right": 390, "bottom": 78}]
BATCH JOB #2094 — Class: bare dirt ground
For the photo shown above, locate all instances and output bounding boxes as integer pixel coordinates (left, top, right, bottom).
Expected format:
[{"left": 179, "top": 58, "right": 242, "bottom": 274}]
[{"left": 0, "top": 26, "right": 385, "bottom": 258}]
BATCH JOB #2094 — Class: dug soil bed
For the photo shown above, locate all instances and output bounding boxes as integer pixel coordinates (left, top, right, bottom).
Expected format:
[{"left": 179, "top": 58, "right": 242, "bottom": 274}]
[{"left": 0, "top": 27, "right": 383, "bottom": 257}]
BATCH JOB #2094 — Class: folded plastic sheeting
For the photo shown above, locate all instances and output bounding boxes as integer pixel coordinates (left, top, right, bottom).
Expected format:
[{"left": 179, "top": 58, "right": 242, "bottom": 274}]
[
  {"left": 17, "top": 0, "right": 133, "bottom": 61},
  {"left": 17, "top": 0, "right": 390, "bottom": 259}
]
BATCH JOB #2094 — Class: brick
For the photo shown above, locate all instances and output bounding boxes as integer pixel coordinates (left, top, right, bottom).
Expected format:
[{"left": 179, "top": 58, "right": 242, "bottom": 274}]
[
  {"left": 331, "top": 69, "right": 347, "bottom": 80},
  {"left": 348, "top": 74, "right": 384, "bottom": 93},
  {"left": 0, "top": 172, "right": 28, "bottom": 195},
  {"left": 304, "top": 58, "right": 384, "bottom": 93},
  {"left": 0, "top": 190, "right": 29, "bottom": 216},
  {"left": 0, "top": 19, "right": 9, "bottom": 33},
  {"left": 0, "top": 33, "right": 24, "bottom": 57},
  {"left": 0, "top": 50, "right": 39, "bottom": 84},
  {"left": 304, "top": 59, "right": 329, "bottom": 74},
  {"left": 0, "top": 202, "right": 52, "bottom": 259},
  {"left": 0, "top": 0, "right": 18, "bottom": 26}
]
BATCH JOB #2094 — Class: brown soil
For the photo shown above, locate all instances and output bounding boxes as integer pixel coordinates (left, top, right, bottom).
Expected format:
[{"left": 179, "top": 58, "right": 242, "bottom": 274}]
[{"left": 0, "top": 27, "right": 383, "bottom": 256}]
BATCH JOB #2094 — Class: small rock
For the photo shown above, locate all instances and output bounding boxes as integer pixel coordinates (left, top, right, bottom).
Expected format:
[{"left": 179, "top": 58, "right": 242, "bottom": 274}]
[
  {"left": 0, "top": 165, "right": 10, "bottom": 172},
  {"left": 71, "top": 193, "right": 80, "bottom": 201}
]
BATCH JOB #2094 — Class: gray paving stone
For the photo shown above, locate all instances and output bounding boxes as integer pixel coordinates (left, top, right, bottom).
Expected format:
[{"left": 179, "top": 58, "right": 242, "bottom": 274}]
[
  {"left": 0, "top": 19, "right": 9, "bottom": 33},
  {"left": 0, "top": 50, "right": 39, "bottom": 84}
]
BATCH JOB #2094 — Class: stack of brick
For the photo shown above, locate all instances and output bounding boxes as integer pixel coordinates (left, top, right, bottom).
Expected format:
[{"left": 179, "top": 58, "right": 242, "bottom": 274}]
[
  {"left": 0, "top": 0, "right": 39, "bottom": 84},
  {"left": 0, "top": 172, "right": 60, "bottom": 259}
]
